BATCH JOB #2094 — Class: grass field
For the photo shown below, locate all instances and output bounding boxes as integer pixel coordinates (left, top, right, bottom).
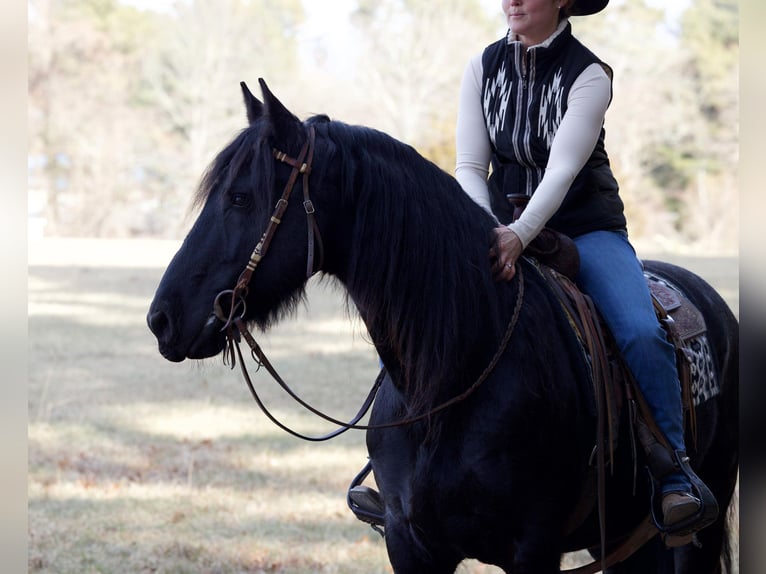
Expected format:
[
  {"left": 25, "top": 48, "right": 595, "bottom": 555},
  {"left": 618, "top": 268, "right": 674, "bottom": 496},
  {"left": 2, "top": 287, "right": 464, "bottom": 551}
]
[{"left": 28, "top": 238, "right": 739, "bottom": 573}]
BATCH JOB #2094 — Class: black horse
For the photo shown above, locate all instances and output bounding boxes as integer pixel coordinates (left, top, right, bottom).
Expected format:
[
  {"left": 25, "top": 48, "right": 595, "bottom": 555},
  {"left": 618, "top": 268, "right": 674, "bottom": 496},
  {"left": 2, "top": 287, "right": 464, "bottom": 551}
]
[{"left": 147, "top": 81, "right": 738, "bottom": 573}]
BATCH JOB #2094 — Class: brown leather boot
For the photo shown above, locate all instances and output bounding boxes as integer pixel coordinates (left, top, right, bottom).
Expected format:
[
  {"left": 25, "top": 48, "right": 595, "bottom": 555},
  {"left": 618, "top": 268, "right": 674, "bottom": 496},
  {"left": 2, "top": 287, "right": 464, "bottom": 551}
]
[
  {"left": 662, "top": 491, "right": 701, "bottom": 525},
  {"left": 348, "top": 485, "right": 385, "bottom": 526},
  {"left": 661, "top": 491, "right": 702, "bottom": 547}
]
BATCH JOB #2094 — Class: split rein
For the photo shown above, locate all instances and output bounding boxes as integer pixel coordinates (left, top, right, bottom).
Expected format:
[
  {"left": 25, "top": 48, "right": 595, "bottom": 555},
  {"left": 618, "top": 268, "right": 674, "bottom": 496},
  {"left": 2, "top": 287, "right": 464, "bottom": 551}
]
[{"left": 213, "top": 125, "right": 526, "bottom": 441}]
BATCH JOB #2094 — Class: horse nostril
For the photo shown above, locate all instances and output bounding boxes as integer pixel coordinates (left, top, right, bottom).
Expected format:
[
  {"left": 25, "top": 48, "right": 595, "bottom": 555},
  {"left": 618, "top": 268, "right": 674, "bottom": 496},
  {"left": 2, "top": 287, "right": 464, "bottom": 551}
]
[{"left": 147, "top": 309, "right": 172, "bottom": 342}]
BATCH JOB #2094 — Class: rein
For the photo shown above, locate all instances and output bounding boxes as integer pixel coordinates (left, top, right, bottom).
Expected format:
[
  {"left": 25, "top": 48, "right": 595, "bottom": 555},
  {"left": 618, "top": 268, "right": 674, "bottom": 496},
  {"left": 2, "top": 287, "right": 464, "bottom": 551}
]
[
  {"left": 213, "top": 125, "right": 526, "bottom": 441},
  {"left": 225, "top": 269, "right": 523, "bottom": 440}
]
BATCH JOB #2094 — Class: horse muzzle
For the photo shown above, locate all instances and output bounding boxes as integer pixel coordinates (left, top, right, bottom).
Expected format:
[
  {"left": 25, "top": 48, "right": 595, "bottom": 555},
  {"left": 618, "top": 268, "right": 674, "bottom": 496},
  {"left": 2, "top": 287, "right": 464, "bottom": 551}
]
[
  {"left": 147, "top": 306, "right": 186, "bottom": 362},
  {"left": 147, "top": 303, "right": 227, "bottom": 362}
]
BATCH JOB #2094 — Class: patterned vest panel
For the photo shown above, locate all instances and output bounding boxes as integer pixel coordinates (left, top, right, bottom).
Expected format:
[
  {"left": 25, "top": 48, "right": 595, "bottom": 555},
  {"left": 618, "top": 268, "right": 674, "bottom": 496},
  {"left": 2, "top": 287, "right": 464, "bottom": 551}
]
[{"left": 481, "top": 22, "right": 627, "bottom": 238}]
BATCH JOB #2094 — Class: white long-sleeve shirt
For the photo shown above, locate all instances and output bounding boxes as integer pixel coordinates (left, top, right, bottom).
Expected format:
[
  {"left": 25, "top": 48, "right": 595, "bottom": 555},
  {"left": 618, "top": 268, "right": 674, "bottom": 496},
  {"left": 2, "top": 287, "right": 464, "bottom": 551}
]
[{"left": 455, "top": 48, "right": 612, "bottom": 248}]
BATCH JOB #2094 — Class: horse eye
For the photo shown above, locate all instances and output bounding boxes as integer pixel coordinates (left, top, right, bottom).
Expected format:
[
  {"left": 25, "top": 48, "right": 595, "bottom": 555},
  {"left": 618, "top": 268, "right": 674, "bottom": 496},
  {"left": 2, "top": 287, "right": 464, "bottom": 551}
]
[{"left": 230, "top": 192, "right": 250, "bottom": 207}]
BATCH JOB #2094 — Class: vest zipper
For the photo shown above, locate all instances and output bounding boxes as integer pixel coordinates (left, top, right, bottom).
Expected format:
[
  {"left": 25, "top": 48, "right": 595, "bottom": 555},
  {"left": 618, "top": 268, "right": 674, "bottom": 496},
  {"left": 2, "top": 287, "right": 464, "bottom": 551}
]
[
  {"left": 521, "top": 48, "right": 528, "bottom": 90},
  {"left": 512, "top": 47, "right": 536, "bottom": 195}
]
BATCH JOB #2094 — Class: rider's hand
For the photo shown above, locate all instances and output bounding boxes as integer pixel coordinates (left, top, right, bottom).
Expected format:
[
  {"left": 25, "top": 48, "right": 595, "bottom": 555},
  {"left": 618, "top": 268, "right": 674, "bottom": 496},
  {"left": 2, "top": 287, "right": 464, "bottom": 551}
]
[{"left": 489, "top": 226, "right": 523, "bottom": 281}]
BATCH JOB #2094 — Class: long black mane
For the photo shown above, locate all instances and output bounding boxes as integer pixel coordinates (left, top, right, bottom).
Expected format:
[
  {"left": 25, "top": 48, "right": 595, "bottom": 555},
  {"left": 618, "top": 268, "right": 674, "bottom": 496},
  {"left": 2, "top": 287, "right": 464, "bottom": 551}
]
[
  {"left": 193, "top": 116, "right": 276, "bottom": 212},
  {"left": 315, "top": 118, "right": 520, "bottom": 411}
]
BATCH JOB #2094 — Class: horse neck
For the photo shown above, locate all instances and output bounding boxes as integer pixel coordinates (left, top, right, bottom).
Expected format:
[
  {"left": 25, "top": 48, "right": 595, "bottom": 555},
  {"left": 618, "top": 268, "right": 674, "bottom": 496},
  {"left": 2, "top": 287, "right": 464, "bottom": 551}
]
[{"left": 328, "top": 139, "right": 510, "bottom": 408}]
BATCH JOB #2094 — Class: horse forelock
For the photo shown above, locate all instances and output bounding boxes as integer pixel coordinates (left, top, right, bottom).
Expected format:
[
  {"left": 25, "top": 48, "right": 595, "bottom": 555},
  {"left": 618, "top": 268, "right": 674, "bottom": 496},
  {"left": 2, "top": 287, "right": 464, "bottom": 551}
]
[
  {"left": 193, "top": 117, "right": 295, "bottom": 214},
  {"left": 317, "top": 120, "right": 511, "bottom": 412}
]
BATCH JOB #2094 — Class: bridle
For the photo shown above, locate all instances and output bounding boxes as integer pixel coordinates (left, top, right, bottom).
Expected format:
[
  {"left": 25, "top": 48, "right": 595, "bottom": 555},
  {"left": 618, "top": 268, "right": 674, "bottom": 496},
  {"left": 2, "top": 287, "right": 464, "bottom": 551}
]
[
  {"left": 212, "top": 125, "right": 322, "bottom": 353},
  {"left": 228, "top": 125, "right": 322, "bottom": 303},
  {"left": 211, "top": 124, "right": 525, "bottom": 441}
]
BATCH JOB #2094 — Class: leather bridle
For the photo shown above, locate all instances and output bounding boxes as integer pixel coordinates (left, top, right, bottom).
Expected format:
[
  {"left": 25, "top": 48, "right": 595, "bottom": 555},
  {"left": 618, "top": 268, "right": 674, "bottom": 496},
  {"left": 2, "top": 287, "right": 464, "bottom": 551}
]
[
  {"left": 217, "top": 125, "right": 321, "bottom": 316},
  {"left": 212, "top": 125, "right": 321, "bottom": 333},
  {"left": 210, "top": 124, "right": 525, "bottom": 441}
]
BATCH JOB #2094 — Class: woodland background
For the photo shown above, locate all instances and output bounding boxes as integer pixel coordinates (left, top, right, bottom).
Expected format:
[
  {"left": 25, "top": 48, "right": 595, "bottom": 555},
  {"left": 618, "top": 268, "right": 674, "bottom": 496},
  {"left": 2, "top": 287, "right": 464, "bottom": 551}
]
[{"left": 27, "top": 0, "right": 739, "bottom": 254}]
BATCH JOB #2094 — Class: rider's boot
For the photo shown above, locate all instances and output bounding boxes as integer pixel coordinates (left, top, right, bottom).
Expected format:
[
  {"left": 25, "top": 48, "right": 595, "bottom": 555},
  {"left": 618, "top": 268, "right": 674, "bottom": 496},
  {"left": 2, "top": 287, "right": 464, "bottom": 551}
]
[
  {"left": 634, "top": 380, "right": 719, "bottom": 547},
  {"left": 347, "top": 461, "right": 385, "bottom": 527}
]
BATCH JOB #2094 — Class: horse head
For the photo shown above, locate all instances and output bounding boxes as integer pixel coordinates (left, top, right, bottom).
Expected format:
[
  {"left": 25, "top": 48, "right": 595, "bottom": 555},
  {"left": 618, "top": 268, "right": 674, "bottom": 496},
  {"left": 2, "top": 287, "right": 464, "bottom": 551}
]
[{"left": 147, "top": 80, "right": 343, "bottom": 362}]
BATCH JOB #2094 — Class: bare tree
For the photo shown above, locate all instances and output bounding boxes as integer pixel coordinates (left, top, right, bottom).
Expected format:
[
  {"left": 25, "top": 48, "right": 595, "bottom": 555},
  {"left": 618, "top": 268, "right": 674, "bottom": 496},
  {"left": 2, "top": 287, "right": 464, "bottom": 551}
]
[
  {"left": 574, "top": 0, "right": 738, "bottom": 253},
  {"left": 29, "top": 0, "right": 144, "bottom": 235},
  {"left": 347, "top": 0, "right": 497, "bottom": 171},
  {"left": 133, "top": 0, "right": 305, "bottom": 236},
  {"left": 28, "top": 0, "right": 304, "bottom": 237}
]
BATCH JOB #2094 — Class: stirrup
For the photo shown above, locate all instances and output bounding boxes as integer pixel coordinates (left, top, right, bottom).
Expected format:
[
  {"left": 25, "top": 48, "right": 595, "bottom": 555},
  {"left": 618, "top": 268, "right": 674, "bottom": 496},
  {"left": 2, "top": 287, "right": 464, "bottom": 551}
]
[
  {"left": 347, "top": 461, "right": 385, "bottom": 536},
  {"left": 648, "top": 451, "right": 718, "bottom": 542}
]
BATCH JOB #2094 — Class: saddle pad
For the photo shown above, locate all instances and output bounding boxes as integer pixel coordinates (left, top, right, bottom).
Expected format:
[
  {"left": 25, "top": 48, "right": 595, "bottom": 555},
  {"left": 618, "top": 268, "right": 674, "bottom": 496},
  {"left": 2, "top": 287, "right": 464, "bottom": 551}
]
[{"left": 685, "top": 334, "right": 720, "bottom": 406}]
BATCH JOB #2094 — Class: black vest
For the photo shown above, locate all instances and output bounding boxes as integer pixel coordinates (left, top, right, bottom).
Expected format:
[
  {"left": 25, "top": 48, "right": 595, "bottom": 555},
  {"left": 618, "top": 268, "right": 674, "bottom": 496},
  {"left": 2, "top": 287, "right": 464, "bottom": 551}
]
[{"left": 481, "top": 22, "right": 626, "bottom": 238}]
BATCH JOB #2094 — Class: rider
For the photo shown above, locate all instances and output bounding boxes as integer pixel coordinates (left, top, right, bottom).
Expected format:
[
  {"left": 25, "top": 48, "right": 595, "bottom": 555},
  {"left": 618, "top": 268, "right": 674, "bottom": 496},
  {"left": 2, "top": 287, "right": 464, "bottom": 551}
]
[{"left": 350, "top": 0, "right": 714, "bottom": 542}]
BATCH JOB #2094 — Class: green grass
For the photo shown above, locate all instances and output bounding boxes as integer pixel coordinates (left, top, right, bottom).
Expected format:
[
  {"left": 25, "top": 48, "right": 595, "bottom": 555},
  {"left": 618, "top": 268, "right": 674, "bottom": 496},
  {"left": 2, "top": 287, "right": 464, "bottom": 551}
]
[{"left": 28, "top": 240, "right": 739, "bottom": 573}]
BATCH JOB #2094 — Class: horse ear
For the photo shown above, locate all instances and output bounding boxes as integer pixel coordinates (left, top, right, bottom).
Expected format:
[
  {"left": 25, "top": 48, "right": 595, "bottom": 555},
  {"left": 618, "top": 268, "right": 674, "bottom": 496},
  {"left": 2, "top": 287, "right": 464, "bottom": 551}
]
[
  {"left": 258, "top": 78, "right": 301, "bottom": 140},
  {"left": 240, "top": 81, "right": 263, "bottom": 124}
]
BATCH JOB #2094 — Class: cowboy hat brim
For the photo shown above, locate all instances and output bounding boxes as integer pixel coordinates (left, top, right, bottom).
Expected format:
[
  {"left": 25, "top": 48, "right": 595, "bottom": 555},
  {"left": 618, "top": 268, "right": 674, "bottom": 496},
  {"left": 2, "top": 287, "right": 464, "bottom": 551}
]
[{"left": 570, "top": 0, "right": 609, "bottom": 16}]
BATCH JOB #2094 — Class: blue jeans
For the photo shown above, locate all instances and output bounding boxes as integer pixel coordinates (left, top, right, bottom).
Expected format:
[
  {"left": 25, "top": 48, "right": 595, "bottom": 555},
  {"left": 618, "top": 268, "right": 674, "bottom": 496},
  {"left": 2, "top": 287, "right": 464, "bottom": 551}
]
[{"left": 573, "top": 230, "right": 690, "bottom": 494}]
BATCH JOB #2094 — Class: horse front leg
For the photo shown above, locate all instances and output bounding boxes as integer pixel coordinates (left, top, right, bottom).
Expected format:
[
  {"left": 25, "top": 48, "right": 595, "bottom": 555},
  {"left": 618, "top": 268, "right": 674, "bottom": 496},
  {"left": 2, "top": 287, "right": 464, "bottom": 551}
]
[
  {"left": 384, "top": 519, "right": 462, "bottom": 574},
  {"left": 509, "top": 535, "right": 566, "bottom": 574},
  {"left": 498, "top": 480, "right": 579, "bottom": 574}
]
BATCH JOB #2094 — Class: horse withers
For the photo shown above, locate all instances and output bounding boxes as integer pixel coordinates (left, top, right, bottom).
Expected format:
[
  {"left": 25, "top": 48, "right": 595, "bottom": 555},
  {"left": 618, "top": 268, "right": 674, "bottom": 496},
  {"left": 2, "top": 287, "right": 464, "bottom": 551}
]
[{"left": 147, "top": 80, "right": 738, "bottom": 574}]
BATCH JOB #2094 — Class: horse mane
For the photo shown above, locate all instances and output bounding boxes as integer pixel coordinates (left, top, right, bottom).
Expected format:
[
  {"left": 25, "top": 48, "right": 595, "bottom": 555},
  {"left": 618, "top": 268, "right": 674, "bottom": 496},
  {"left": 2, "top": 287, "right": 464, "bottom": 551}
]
[{"left": 313, "top": 118, "right": 514, "bottom": 413}]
